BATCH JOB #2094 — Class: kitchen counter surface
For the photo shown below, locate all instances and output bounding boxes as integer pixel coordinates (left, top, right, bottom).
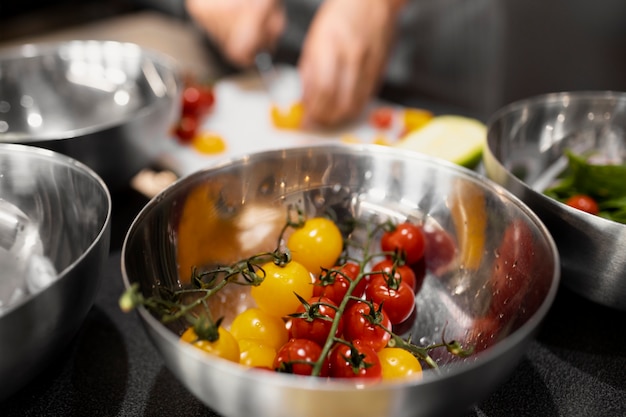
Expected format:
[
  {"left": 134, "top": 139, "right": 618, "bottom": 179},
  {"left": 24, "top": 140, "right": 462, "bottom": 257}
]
[{"left": 1, "top": 10, "right": 626, "bottom": 417}]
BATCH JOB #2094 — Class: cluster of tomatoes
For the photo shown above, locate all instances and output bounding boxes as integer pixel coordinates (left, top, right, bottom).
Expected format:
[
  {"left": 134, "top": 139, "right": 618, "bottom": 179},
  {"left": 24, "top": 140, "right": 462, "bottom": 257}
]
[
  {"left": 181, "top": 216, "right": 434, "bottom": 382},
  {"left": 173, "top": 82, "right": 215, "bottom": 143},
  {"left": 170, "top": 81, "right": 228, "bottom": 155}
]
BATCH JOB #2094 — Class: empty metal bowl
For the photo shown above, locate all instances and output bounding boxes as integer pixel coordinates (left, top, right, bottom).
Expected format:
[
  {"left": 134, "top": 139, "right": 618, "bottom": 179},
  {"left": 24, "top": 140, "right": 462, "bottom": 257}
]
[
  {"left": 484, "top": 91, "right": 626, "bottom": 310},
  {"left": 0, "top": 40, "right": 181, "bottom": 189},
  {"left": 0, "top": 143, "right": 111, "bottom": 401},
  {"left": 122, "top": 145, "right": 559, "bottom": 417}
]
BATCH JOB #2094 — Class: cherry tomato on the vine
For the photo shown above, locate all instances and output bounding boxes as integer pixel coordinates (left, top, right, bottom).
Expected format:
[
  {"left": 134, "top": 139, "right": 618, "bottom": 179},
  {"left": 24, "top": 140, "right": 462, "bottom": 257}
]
[
  {"left": 312, "top": 262, "right": 365, "bottom": 306},
  {"left": 287, "top": 217, "right": 343, "bottom": 274},
  {"left": 290, "top": 296, "right": 343, "bottom": 347},
  {"left": 273, "top": 338, "right": 327, "bottom": 376},
  {"left": 565, "top": 194, "right": 599, "bottom": 215},
  {"left": 238, "top": 338, "right": 277, "bottom": 369},
  {"left": 229, "top": 307, "right": 288, "bottom": 349},
  {"left": 180, "top": 326, "right": 240, "bottom": 363},
  {"left": 370, "top": 258, "right": 417, "bottom": 292},
  {"left": 391, "top": 305, "right": 418, "bottom": 335},
  {"left": 328, "top": 340, "right": 382, "bottom": 380},
  {"left": 378, "top": 347, "right": 423, "bottom": 381},
  {"left": 251, "top": 261, "right": 313, "bottom": 318},
  {"left": 365, "top": 275, "right": 415, "bottom": 325},
  {"left": 381, "top": 222, "right": 426, "bottom": 265},
  {"left": 343, "top": 301, "right": 392, "bottom": 352}
]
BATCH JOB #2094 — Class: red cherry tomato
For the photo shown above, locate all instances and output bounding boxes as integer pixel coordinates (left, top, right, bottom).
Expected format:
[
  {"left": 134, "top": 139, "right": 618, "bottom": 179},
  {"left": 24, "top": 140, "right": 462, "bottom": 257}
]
[
  {"left": 409, "top": 258, "right": 426, "bottom": 294},
  {"left": 182, "top": 85, "right": 215, "bottom": 117},
  {"left": 174, "top": 115, "right": 199, "bottom": 143},
  {"left": 198, "top": 86, "right": 215, "bottom": 113},
  {"left": 328, "top": 340, "right": 382, "bottom": 380},
  {"left": 273, "top": 339, "right": 326, "bottom": 376},
  {"left": 364, "top": 275, "right": 415, "bottom": 325},
  {"left": 289, "top": 296, "right": 343, "bottom": 347},
  {"left": 343, "top": 301, "right": 392, "bottom": 352},
  {"left": 381, "top": 222, "right": 426, "bottom": 265},
  {"left": 565, "top": 194, "right": 599, "bottom": 215},
  {"left": 391, "top": 305, "right": 418, "bottom": 335},
  {"left": 312, "top": 262, "right": 365, "bottom": 305},
  {"left": 370, "top": 258, "right": 416, "bottom": 292},
  {"left": 369, "top": 107, "right": 394, "bottom": 130}
]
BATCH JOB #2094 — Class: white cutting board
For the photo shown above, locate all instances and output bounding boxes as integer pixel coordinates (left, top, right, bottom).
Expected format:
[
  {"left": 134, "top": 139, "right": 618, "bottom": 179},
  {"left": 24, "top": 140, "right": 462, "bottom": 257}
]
[{"left": 156, "top": 66, "right": 405, "bottom": 178}]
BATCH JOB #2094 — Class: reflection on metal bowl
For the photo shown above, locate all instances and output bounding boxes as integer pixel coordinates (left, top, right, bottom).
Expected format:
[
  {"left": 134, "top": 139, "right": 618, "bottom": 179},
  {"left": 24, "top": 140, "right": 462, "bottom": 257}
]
[
  {"left": 122, "top": 145, "right": 559, "bottom": 417},
  {"left": 484, "top": 91, "right": 626, "bottom": 310},
  {"left": 0, "top": 143, "right": 111, "bottom": 401},
  {"left": 0, "top": 40, "right": 182, "bottom": 189}
]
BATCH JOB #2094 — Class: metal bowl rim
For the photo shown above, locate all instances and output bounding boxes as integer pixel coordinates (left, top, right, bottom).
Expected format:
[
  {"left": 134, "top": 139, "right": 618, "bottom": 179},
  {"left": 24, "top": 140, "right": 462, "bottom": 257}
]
[{"left": 486, "top": 90, "right": 626, "bottom": 129}]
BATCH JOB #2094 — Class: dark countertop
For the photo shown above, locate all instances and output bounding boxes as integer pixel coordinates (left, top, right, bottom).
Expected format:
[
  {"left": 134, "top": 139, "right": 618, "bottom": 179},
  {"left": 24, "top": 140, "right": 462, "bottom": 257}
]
[{"left": 1, "top": 184, "right": 625, "bottom": 417}]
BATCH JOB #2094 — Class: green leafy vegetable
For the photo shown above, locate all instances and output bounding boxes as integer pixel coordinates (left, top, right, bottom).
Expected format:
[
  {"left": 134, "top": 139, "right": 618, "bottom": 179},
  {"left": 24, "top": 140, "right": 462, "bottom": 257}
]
[{"left": 544, "top": 150, "right": 626, "bottom": 223}]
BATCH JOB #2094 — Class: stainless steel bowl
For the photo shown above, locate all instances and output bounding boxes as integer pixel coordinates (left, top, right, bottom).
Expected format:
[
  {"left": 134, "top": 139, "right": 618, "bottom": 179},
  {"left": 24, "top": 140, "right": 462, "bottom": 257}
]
[
  {"left": 0, "top": 143, "right": 111, "bottom": 401},
  {"left": 484, "top": 91, "right": 626, "bottom": 310},
  {"left": 122, "top": 145, "right": 559, "bottom": 417},
  {"left": 0, "top": 40, "right": 181, "bottom": 189}
]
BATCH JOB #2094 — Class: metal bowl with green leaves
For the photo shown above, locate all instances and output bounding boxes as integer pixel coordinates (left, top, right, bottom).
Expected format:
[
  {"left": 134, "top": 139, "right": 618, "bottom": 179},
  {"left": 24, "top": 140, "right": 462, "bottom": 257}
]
[{"left": 484, "top": 90, "right": 626, "bottom": 310}]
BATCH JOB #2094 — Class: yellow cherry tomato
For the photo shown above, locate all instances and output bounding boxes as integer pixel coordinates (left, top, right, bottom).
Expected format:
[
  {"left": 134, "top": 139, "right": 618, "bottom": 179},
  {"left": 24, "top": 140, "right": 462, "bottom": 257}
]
[
  {"left": 180, "top": 326, "right": 240, "bottom": 363},
  {"left": 402, "top": 108, "right": 433, "bottom": 134},
  {"left": 238, "top": 338, "right": 277, "bottom": 369},
  {"left": 270, "top": 101, "right": 304, "bottom": 130},
  {"left": 378, "top": 347, "right": 423, "bottom": 381},
  {"left": 192, "top": 131, "right": 226, "bottom": 154},
  {"left": 251, "top": 260, "right": 314, "bottom": 318},
  {"left": 229, "top": 307, "right": 289, "bottom": 349},
  {"left": 287, "top": 217, "right": 343, "bottom": 274}
]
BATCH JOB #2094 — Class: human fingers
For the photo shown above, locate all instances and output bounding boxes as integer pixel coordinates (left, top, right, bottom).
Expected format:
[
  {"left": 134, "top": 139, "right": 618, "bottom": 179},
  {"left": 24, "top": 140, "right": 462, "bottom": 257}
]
[
  {"left": 185, "top": 0, "right": 285, "bottom": 68},
  {"left": 299, "top": 0, "right": 401, "bottom": 127}
]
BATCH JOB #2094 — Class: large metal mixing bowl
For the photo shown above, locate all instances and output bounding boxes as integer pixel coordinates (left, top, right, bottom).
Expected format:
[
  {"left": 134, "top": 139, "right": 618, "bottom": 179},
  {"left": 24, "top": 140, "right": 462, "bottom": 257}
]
[
  {"left": 0, "top": 143, "right": 111, "bottom": 401},
  {"left": 484, "top": 91, "right": 626, "bottom": 310},
  {"left": 122, "top": 145, "right": 559, "bottom": 417},
  {"left": 0, "top": 40, "right": 181, "bottom": 189}
]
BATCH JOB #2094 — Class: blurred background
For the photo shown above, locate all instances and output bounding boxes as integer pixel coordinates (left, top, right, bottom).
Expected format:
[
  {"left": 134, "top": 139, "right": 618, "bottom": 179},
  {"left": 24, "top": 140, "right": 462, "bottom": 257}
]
[{"left": 2, "top": 0, "right": 626, "bottom": 121}]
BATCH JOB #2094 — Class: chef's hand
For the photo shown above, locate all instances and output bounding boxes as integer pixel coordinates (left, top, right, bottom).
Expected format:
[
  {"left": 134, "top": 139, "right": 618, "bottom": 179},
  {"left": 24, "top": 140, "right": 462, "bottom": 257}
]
[
  {"left": 185, "top": 0, "right": 285, "bottom": 67},
  {"left": 299, "top": 0, "right": 406, "bottom": 127}
]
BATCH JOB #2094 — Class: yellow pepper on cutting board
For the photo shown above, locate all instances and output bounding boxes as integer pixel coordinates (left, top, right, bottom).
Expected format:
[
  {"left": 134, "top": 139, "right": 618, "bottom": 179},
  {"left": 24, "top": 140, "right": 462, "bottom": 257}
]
[{"left": 449, "top": 179, "right": 487, "bottom": 271}]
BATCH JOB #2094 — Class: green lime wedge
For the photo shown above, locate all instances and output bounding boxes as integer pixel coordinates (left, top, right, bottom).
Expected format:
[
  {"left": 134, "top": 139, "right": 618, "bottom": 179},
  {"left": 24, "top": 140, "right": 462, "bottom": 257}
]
[{"left": 393, "top": 115, "right": 487, "bottom": 168}]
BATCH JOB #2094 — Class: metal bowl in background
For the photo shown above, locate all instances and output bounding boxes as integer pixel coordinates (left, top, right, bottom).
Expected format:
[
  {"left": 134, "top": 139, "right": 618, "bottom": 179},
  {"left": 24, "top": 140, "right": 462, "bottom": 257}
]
[
  {"left": 484, "top": 91, "right": 626, "bottom": 310},
  {"left": 122, "top": 145, "right": 559, "bottom": 417},
  {"left": 0, "top": 40, "right": 181, "bottom": 189},
  {"left": 0, "top": 143, "right": 111, "bottom": 401}
]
